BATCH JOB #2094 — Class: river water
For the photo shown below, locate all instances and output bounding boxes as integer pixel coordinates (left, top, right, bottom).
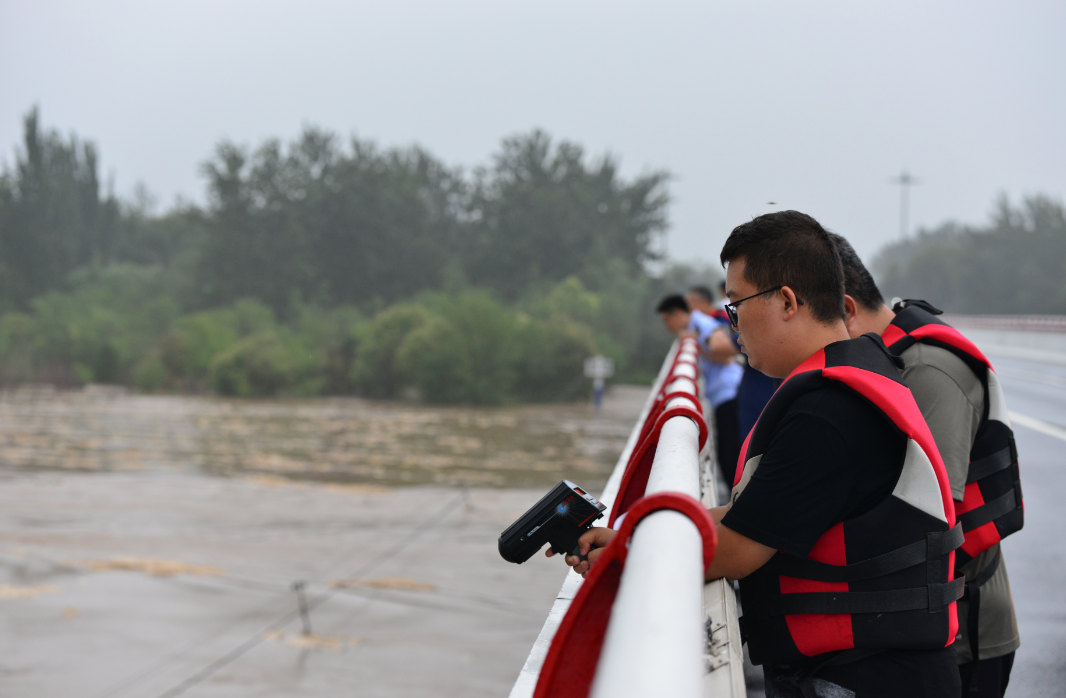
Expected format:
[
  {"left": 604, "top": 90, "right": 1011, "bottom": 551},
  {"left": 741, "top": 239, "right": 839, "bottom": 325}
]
[
  {"left": 0, "top": 386, "right": 646, "bottom": 698},
  {"left": 0, "top": 385, "right": 644, "bottom": 489}
]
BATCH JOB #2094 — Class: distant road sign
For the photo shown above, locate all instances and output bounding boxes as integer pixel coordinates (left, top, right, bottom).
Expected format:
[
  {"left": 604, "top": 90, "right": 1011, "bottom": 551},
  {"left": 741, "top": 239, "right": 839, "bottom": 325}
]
[{"left": 584, "top": 356, "right": 615, "bottom": 380}]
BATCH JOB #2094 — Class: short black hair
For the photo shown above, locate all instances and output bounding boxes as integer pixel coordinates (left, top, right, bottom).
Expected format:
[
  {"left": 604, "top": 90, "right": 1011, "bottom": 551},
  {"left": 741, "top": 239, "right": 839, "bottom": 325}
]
[
  {"left": 656, "top": 294, "right": 689, "bottom": 314},
  {"left": 828, "top": 233, "right": 885, "bottom": 312},
  {"left": 688, "top": 286, "right": 715, "bottom": 303},
  {"left": 719, "top": 210, "right": 844, "bottom": 324}
]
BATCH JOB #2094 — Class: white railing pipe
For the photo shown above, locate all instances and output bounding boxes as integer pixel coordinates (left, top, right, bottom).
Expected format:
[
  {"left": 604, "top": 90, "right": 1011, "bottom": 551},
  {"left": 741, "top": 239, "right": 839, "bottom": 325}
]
[
  {"left": 590, "top": 415, "right": 705, "bottom": 698},
  {"left": 507, "top": 342, "right": 683, "bottom": 698},
  {"left": 664, "top": 376, "right": 699, "bottom": 396}
]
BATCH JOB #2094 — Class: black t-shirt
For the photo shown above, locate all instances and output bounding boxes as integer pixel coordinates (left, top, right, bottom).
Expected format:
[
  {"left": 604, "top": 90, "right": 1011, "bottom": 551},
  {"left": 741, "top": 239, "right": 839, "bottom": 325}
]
[
  {"left": 723, "top": 382, "right": 904, "bottom": 557},
  {"left": 723, "top": 381, "right": 960, "bottom": 696}
]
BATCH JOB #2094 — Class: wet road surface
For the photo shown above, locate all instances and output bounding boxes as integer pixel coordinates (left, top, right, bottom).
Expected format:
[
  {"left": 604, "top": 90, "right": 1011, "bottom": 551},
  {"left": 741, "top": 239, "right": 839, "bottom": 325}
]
[{"left": 987, "top": 356, "right": 1066, "bottom": 698}]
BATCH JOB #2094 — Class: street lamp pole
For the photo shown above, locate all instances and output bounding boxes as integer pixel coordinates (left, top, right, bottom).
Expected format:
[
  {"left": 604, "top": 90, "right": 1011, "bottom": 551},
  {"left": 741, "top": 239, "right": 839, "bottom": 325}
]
[{"left": 890, "top": 170, "right": 920, "bottom": 240}]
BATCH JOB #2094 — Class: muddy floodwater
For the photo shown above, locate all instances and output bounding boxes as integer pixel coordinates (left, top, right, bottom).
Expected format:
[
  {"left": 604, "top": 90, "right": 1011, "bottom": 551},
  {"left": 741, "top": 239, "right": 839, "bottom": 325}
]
[
  {"left": 0, "top": 385, "right": 647, "bottom": 698},
  {"left": 0, "top": 385, "right": 647, "bottom": 489}
]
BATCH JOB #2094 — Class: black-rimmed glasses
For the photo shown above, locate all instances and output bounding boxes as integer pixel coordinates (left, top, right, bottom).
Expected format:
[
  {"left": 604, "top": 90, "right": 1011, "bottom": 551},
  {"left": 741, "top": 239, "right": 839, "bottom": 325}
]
[{"left": 724, "top": 286, "right": 804, "bottom": 328}]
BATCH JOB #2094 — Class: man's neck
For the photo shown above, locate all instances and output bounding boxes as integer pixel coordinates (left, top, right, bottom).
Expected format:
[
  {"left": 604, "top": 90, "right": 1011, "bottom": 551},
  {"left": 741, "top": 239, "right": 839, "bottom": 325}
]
[
  {"left": 780, "top": 320, "right": 851, "bottom": 378},
  {"left": 871, "top": 304, "right": 897, "bottom": 335}
]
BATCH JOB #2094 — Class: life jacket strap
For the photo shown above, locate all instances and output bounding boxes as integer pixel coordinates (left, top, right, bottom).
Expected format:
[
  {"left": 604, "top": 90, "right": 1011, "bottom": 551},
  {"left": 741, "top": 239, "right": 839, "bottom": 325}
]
[
  {"left": 764, "top": 577, "right": 965, "bottom": 617},
  {"left": 958, "top": 491, "right": 1020, "bottom": 532},
  {"left": 966, "top": 445, "right": 1014, "bottom": 484},
  {"left": 770, "top": 524, "right": 963, "bottom": 584}
]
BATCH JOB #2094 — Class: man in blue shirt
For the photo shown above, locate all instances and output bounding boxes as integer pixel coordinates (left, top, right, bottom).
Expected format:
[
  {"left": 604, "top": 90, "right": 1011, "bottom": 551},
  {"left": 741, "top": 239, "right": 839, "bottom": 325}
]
[{"left": 657, "top": 294, "right": 743, "bottom": 485}]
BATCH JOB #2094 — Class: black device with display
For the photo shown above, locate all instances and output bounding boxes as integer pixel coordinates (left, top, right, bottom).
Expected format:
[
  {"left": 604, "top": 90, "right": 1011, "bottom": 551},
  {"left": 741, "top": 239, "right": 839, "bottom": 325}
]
[{"left": 498, "top": 480, "right": 607, "bottom": 564}]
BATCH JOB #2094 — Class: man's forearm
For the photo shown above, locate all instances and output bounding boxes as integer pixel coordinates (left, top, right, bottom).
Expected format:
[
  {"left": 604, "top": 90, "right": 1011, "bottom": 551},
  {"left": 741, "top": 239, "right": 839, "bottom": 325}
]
[{"left": 705, "top": 523, "right": 776, "bottom": 581}]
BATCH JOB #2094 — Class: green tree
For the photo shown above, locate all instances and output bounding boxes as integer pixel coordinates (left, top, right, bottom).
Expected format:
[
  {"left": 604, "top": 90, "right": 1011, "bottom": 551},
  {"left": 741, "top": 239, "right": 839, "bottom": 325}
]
[
  {"left": 463, "top": 130, "right": 669, "bottom": 299},
  {"left": 0, "top": 107, "right": 120, "bottom": 309},
  {"left": 194, "top": 129, "right": 464, "bottom": 314}
]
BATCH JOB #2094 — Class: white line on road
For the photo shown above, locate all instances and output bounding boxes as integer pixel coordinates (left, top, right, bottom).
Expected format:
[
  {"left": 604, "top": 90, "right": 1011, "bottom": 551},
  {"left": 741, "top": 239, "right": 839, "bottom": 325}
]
[
  {"left": 1010, "top": 411, "right": 1066, "bottom": 442},
  {"left": 979, "top": 344, "right": 1066, "bottom": 367},
  {"left": 997, "top": 367, "right": 1066, "bottom": 388}
]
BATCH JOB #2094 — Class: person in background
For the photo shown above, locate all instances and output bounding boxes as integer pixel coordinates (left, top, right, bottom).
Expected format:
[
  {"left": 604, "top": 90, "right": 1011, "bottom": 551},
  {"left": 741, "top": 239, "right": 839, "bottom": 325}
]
[
  {"left": 686, "top": 286, "right": 743, "bottom": 486},
  {"left": 655, "top": 295, "right": 718, "bottom": 424},
  {"left": 655, "top": 294, "right": 711, "bottom": 348},
  {"left": 832, "top": 233, "right": 1021, "bottom": 698}
]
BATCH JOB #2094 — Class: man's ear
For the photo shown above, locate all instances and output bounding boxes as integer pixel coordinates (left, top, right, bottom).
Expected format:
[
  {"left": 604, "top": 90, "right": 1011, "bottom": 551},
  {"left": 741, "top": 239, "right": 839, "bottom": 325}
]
[
  {"left": 843, "top": 295, "right": 859, "bottom": 326},
  {"left": 779, "top": 286, "right": 801, "bottom": 320}
]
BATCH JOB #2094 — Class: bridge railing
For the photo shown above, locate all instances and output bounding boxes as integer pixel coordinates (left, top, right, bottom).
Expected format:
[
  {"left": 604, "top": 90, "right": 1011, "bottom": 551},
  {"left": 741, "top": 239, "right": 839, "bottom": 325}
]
[{"left": 509, "top": 338, "right": 746, "bottom": 698}]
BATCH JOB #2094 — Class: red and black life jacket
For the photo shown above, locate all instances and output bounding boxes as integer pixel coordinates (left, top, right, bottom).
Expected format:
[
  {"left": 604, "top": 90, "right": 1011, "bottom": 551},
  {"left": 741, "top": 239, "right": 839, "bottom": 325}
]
[
  {"left": 883, "top": 300, "right": 1024, "bottom": 567},
  {"left": 732, "top": 334, "right": 963, "bottom": 667}
]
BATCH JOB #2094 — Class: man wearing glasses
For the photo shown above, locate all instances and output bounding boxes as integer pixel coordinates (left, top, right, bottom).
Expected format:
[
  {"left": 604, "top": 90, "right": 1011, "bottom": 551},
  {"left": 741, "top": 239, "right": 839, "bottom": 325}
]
[{"left": 562, "top": 211, "right": 962, "bottom": 697}]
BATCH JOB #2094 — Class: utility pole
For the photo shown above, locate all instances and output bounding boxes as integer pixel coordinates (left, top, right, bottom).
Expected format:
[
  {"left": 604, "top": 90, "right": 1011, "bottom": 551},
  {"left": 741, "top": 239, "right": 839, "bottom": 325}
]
[
  {"left": 292, "top": 581, "right": 312, "bottom": 636},
  {"left": 890, "top": 171, "right": 920, "bottom": 240}
]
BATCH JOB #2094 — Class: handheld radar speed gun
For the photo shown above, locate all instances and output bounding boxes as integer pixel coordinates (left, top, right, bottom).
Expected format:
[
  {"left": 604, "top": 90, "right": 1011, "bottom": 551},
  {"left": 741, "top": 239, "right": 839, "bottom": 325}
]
[{"left": 498, "top": 480, "right": 606, "bottom": 564}]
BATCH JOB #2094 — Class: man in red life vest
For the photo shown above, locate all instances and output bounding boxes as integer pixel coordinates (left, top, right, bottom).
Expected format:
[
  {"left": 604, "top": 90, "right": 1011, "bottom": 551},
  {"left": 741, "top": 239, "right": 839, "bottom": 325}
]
[
  {"left": 557, "top": 211, "right": 963, "bottom": 698},
  {"left": 831, "top": 233, "right": 1021, "bottom": 698}
]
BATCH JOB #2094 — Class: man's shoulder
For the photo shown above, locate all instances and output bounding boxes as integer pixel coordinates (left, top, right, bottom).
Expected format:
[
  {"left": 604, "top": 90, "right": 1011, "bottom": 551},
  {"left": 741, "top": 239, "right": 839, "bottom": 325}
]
[
  {"left": 787, "top": 379, "right": 875, "bottom": 414},
  {"left": 900, "top": 342, "right": 984, "bottom": 405},
  {"left": 690, "top": 309, "right": 717, "bottom": 328},
  {"left": 780, "top": 380, "right": 901, "bottom": 444}
]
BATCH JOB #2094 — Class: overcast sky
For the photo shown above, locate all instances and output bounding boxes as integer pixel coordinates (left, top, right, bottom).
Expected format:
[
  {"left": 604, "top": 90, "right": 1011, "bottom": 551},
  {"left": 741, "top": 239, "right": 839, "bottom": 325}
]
[{"left": 1, "top": 0, "right": 1063, "bottom": 265}]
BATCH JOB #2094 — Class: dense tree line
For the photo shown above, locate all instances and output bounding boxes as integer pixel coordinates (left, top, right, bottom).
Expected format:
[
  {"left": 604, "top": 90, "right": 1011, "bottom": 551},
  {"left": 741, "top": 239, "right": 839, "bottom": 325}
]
[
  {"left": 0, "top": 109, "right": 685, "bottom": 401},
  {"left": 874, "top": 195, "right": 1066, "bottom": 314},
  {"left": 0, "top": 109, "right": 119, "bottom": 307}
]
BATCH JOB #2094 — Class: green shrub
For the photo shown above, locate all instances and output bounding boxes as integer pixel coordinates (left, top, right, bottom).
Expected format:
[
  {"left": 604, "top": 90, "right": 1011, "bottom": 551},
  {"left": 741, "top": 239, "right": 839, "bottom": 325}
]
[
  {"left": 525, "top": 276, "right": 602, "bottom": 327},
  {"left": 133, "top": 352, "right": 167, "bottom": 392},
  {"left": 208, "top": 331, "right": 314, "bottom": 397},
  {"left": 433, "top": 291, "right": 520, "bottom": 404},
  {"left": 392, "top": 291, "right": 523, "bottom": 404},
  {"left": 26, "top": 281, "right": 180, "bottom": 385},
  {"left": 158, "top": 312, "right": 240, "bottom": 385},
  {"left": 396, "top": 316, "right": 475, "bottom": 403},
  {"left": 0, "top": 313, "right": 37, "bottom": 384},
  {"left": 153, "top": 299, "right": 278, "bottom": 388},
  {"left": 292, "top": 305, "right": 363, "bottom": 394},
  {"left": 352, "top": 304, "right": 430, "bottom": 397},
  {"left": 514, "top": 315, "right": 598, "bottom": 401}
]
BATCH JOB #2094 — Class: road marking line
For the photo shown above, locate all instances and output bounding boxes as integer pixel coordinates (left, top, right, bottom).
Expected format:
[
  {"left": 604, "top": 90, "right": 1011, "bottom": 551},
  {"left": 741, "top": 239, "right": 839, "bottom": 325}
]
[
  {"left": 980, "top": 344, "right": 1066, "bottom": 367},
  {"left": 1009, "top": 411, "right": 1066, "bottom": 442},
  {"left": 997, "top": 367, "right": 1066, "bottom": 388}
]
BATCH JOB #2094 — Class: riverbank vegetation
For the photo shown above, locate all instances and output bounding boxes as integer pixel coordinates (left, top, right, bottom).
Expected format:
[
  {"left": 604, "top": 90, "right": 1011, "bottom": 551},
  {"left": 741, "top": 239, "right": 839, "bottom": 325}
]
[{"left": 0, "top": 108, "right": 712, "bottom": 402}]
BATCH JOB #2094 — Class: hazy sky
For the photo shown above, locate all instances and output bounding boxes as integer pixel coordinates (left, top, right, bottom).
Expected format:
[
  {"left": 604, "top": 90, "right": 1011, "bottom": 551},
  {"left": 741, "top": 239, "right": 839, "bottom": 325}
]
[{"left": 1, "top": 0, "right": 1063, "bottom": 265}]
